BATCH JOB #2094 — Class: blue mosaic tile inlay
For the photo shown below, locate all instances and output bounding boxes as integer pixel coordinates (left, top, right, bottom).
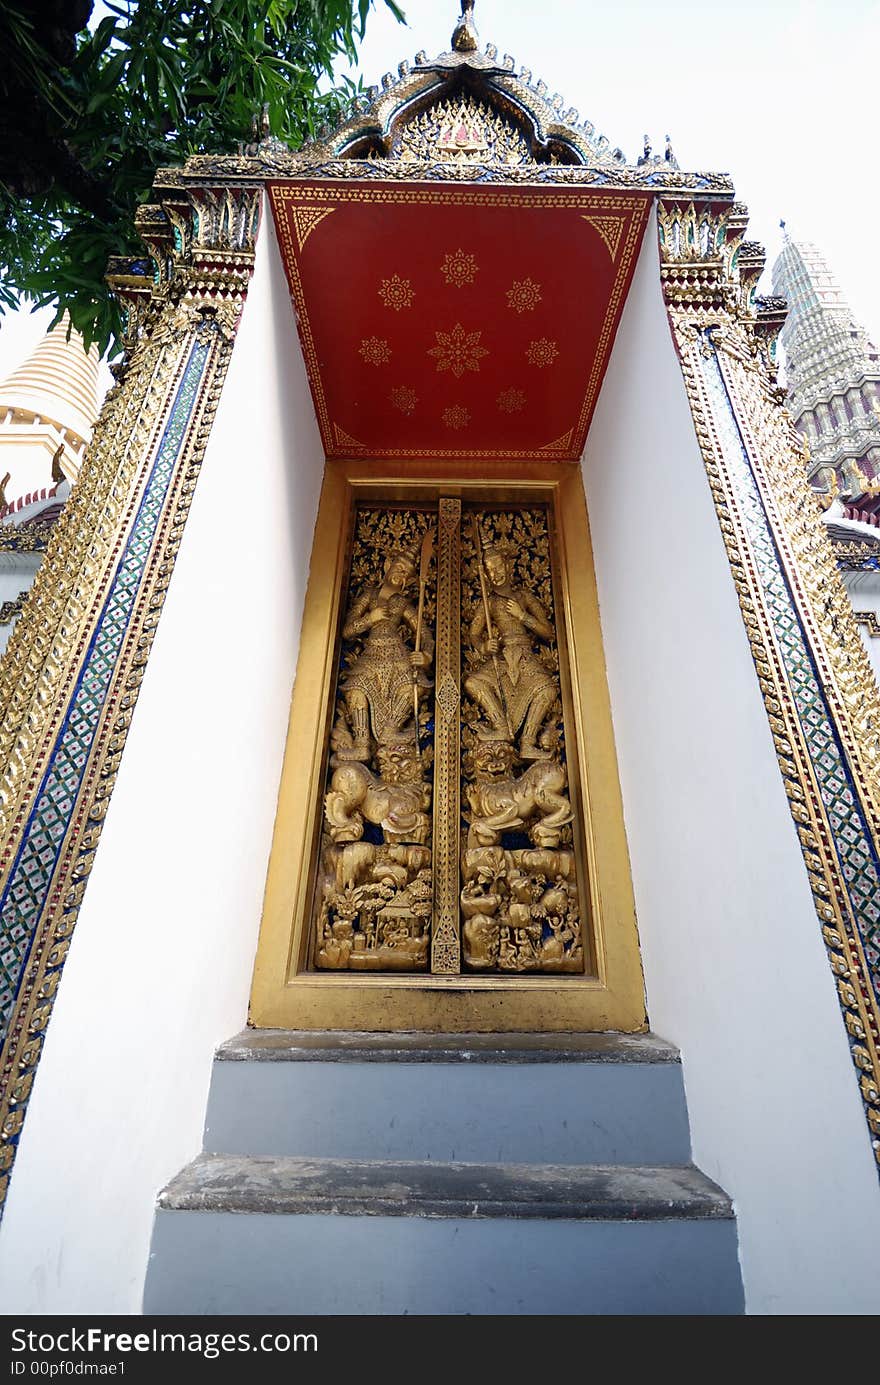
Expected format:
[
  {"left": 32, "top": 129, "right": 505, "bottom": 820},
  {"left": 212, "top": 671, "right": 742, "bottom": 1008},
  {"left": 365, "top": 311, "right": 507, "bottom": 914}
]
[{"left": 0, "top": 340, "right": 210, "bottom": 1040}]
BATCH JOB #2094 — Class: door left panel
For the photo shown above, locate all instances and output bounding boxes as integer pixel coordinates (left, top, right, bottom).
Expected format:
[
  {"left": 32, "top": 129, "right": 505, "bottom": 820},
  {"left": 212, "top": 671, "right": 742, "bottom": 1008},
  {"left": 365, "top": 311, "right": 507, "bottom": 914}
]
[{"left": 314, "top": 504, "right": 437, "bottom": 973}]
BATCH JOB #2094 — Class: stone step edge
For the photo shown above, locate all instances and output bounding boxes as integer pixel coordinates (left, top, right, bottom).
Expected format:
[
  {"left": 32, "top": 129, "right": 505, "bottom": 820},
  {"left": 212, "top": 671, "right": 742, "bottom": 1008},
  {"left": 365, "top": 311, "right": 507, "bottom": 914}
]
[
  {"left": 216, "top": 1029, "right": 680, "bottom": 1065},
  {"left": 158, "top": 1154, "right": 731, "bottom": 1222}
]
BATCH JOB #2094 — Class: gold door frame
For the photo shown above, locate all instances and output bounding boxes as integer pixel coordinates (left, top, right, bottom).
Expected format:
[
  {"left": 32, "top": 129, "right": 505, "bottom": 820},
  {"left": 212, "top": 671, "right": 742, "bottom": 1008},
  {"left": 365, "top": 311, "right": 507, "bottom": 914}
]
[{"left": 250, "top": 459, "right": 646, "bottom": 1032}]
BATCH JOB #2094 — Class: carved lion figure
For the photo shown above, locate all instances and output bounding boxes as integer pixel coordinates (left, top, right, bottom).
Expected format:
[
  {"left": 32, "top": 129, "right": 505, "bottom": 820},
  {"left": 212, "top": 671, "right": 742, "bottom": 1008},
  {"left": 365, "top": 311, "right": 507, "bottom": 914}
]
[
  {"left": 324, "top": 760, "right": 431, "bottom": 845},
  {"left": 466, "top": 759, "right": 572, "bottom": 849}
]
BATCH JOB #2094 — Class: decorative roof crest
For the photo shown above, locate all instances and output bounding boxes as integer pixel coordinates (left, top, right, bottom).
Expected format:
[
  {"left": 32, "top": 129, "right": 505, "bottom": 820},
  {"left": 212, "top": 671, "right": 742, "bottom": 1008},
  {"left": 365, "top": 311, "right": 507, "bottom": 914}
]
[{"left": 155, "top": 2, "right": 733, "bottom": 197}]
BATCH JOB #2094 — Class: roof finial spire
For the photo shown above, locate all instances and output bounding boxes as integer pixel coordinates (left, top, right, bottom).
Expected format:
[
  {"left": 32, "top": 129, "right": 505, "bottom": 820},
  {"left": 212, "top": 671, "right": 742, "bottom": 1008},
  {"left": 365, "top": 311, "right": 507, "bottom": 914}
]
[{"left": 452, "top": 1, "right": 478, "bottom": 53}]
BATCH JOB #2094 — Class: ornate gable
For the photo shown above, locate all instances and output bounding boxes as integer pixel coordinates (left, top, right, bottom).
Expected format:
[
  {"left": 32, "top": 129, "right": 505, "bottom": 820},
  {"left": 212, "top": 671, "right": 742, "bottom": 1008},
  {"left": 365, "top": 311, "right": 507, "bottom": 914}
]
[{"left": 159, "top": 7, "right": 731, "bottom": 196}]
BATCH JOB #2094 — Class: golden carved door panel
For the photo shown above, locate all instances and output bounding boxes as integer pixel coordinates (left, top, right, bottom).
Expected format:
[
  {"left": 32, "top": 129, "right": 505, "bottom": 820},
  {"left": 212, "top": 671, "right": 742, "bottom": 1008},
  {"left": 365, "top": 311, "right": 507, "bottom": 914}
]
[
  {"left": 314, "top": 496, "right": 587, "bottom": 979},
  {"left": 251, "top": 461, "right": 645, "bottom": 1032},
  {"left": 317, "top": 502, "right": 438, "bottom": 974}
]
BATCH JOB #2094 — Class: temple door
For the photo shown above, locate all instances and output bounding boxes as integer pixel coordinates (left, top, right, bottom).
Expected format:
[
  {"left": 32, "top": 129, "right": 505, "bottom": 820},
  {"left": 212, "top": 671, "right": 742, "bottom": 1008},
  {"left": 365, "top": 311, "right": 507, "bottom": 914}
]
[{"left": 251, "top": 463, "right": 645, "bottom": 1033}]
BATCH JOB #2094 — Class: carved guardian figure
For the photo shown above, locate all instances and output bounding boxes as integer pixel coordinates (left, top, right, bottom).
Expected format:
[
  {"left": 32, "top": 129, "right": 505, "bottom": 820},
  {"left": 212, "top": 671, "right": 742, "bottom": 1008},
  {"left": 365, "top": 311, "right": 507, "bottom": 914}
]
[
  {"left": 335, "top": 546, "right": 433, "bottom": 762},
  {"left": 465, "top": 543, "right": 557, "bottom": 760}
]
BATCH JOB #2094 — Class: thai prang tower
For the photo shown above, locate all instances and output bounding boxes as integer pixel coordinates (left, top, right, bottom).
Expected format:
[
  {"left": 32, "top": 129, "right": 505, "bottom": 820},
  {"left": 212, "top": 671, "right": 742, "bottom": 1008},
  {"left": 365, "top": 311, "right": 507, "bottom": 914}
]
[{"left": 772, "top": 228, "right": 880, "bottom": 503}]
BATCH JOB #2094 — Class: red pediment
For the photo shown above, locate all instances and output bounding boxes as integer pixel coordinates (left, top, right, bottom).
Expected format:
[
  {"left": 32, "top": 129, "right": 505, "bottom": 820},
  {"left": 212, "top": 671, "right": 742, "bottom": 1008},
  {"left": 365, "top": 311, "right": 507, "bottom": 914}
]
[{"left": 269, "top": 180, "right": 650, "bottom": 461}]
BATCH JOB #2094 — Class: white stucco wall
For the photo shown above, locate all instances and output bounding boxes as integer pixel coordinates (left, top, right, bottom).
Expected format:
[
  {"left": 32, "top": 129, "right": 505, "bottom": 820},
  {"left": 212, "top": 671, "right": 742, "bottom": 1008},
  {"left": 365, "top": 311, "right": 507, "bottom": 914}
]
[
  {"left": 0, "top": 197, "right": 325, "bottom": 1313},
  {"left": 582, "top": 213, "right": 880, "bottom": 1314}
]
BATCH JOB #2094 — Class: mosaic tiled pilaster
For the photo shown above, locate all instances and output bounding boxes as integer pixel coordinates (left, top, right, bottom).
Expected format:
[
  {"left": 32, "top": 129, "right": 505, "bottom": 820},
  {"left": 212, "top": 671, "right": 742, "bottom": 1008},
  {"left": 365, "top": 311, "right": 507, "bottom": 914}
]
[
  {"left": 0, "top": 341, "right": 207, "bottom": 1030},
  {"left": 673, "top": 318, "right": 880, "bottom": 1170},
  {"left": 0, "top": 296, "right": 248, "bottom": 1211}
]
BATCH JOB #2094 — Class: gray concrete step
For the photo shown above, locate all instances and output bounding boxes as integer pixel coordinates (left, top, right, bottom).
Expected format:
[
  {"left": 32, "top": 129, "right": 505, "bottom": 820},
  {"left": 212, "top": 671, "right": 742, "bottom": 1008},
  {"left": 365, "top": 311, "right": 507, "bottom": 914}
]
[
  {"left": 204, "top": 1029, "right": 692, "bottom": 1165},
  {"left": 144, "top": 1153, "right": 743, "bottom": 1315}
]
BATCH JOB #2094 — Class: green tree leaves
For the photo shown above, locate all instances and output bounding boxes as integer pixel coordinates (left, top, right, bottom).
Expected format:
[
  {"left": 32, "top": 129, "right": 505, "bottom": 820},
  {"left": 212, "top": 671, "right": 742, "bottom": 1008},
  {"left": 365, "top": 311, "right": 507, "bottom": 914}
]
[{"left": 0, "top": 0, "right": 405, "bottom": 355}]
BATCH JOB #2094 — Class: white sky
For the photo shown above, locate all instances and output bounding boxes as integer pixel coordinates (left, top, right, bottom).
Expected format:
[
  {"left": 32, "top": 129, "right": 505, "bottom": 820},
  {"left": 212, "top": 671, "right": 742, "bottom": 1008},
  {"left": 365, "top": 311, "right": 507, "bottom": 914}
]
[{"left": 2, "top": 0, "right": 878, "bottom": 384}]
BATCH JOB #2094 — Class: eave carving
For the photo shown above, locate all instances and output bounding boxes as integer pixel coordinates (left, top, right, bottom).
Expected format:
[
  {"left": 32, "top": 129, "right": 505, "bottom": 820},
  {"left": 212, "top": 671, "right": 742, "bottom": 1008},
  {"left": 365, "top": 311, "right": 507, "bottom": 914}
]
[{"left": 158, "top": 156, "right": 734, "bottom": 195}]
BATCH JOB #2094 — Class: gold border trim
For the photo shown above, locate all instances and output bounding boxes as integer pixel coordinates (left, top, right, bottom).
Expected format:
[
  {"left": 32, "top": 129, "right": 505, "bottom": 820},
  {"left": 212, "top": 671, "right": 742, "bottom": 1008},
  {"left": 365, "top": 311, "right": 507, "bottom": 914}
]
[{"left": 250, "top": 459, "right": 646, "bottom": 1033}]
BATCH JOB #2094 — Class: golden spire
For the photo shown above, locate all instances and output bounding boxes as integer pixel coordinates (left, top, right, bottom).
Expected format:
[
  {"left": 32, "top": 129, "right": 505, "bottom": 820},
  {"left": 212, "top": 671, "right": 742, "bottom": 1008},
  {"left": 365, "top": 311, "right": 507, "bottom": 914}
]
[
  {"left": 0, "top": 313, "right": 100, "bottom": 447},
  {"left": 452, "top": 1, "right": 478, "bottom": 53}
]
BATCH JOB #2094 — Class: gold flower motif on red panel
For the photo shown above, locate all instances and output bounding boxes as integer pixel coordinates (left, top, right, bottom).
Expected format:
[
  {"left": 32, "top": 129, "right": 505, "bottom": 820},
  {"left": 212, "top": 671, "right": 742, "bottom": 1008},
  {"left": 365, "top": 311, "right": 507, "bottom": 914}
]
[
  {"left": 428, "top": 323, "right": 489, "bottom": 378},
  {"left": 378, "top": 275, "right": 414, "bottom": 311},
  {"left": 442, "top": 405, "right": 471, "bottom": 430},
  {"left": 497, "top": 388, "right": 526, "bottom": 413},
  {"left": 526, "top": 338, "right": 558, "bottom": 369},
  {"left": 390, "top": 386, "right": 419, "bottom": 415},
  {"left": 506, "top": 278, "right": 542, "bottom": 313},
  {"left": 442, "top": 249, "right": 479, "bottom": 288},
  {"left": 359, "top": 337, "right": 391, "bottom": 366}
]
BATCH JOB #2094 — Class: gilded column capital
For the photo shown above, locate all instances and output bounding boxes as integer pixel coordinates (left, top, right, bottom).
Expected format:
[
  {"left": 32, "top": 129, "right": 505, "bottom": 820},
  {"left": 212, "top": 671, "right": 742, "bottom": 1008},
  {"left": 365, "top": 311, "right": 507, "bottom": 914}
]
[{"left": 108, "top": 185, "right": 259, "bottom": 359}]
